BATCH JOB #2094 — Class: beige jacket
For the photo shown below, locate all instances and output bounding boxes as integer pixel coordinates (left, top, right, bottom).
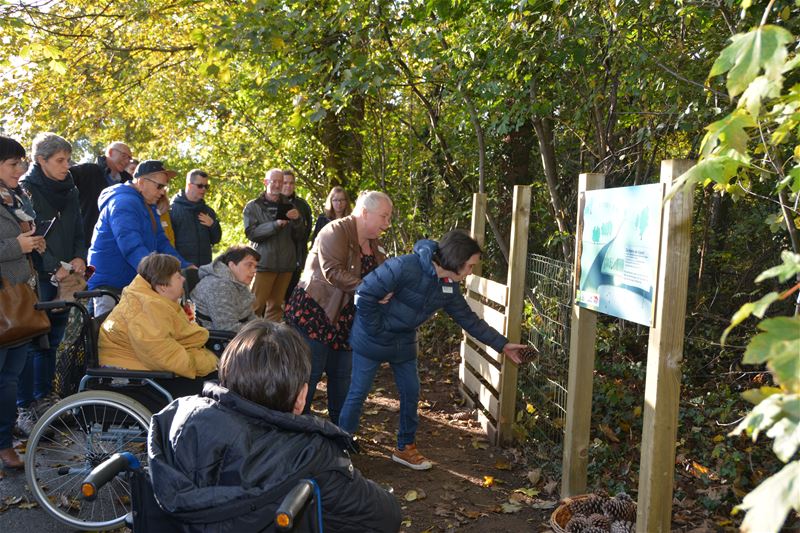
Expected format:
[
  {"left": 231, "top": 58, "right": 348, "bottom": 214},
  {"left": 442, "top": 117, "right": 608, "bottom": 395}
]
[
  {"left": 98, "top": 275, "right": 218, "bottom": 379},
  {"left": 298, "top": 215, "right": 386, "bottom": 322}
]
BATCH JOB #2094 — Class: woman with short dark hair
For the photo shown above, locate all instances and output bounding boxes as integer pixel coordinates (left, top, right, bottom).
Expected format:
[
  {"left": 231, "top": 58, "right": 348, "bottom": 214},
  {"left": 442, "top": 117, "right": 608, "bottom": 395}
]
[
  {"left": 340, "top": 230, "right": 525, "bottom": 471},
  {"left": 0, "top": 136, "right": 46, "bottom": 472},
  {"left": 191, "top": 245, "right": 261, "bottom": 332},
  {"left": 98, "top": 253, "right": 218, "bottom": 409}
]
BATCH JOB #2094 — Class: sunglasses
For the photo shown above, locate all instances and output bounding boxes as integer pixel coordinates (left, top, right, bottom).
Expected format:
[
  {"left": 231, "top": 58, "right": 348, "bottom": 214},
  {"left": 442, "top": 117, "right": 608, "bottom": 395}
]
[
  {"left": 192, "top": 182, "right": 210, "bottom": 190},
  {"left": 142, "top": 176, "right": 168, "bottom": 190}
]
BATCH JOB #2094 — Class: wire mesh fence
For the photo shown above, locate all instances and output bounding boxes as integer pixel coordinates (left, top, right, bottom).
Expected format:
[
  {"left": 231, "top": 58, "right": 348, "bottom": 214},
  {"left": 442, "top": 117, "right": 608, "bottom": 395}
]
[{"left": 519, "top": 253, "right": 573, "bottom": 448}]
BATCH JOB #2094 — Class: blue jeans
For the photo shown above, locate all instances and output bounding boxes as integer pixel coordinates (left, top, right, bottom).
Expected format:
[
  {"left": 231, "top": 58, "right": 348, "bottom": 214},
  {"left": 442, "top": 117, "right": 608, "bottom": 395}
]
[
  {"left": 338, "top": 352, "right": 420, "bottom": 449},
  {"left": 300, "top": 331, "right": 352, "bottom": 426},
  {"left": 17, "top": 278, "right": 69, "bottom": 407},
  {"left": 0, "top": 343, "right": 29, "bottom": 449}
]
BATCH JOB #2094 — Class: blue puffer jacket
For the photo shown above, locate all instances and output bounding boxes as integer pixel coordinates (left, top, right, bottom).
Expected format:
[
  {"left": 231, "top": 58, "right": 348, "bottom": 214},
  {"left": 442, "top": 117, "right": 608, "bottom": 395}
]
[
  {"left": 350, "top": 239, "right": 507, "bottom": 363},
  {"left": 88, "top": 183, "right": 190, "bottom": 290}
]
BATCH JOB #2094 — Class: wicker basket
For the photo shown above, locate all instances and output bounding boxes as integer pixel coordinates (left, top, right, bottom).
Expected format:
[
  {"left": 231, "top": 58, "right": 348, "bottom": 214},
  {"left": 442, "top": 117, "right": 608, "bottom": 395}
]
[{"left": 549, "top": 494, "right": 595, "bottom": 533}]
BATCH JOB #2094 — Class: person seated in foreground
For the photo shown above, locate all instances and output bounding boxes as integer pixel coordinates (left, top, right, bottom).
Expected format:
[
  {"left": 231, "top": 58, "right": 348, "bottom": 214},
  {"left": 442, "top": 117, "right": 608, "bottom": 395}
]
[
  {"left": 190, "top": 245, "right": 259, "bottom": 332},
  {"left": 98, "top": 253, "right": 218, "bottom": 406},
  {"left": 148, "top": 320, "right": 402, "bottom": 532}
]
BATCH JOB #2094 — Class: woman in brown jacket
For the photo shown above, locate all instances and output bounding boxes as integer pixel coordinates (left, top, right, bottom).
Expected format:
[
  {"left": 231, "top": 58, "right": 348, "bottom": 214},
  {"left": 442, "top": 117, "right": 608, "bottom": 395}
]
[{"left": 284, "top": 191, "right": 392, "bottom": 425}]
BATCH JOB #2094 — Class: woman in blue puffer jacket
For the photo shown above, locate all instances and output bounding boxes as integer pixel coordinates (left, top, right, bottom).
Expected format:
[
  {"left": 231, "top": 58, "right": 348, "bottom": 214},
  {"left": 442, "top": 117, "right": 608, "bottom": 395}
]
[{"left": 340, "top": 230, "right": 524, "bottom": 471}]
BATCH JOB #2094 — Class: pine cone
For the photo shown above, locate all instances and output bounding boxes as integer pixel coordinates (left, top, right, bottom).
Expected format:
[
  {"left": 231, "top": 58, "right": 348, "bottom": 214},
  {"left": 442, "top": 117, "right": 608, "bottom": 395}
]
[
  {"left": 614, "top": 491, "right": 633, "bottom": 503},
  {"left": 610, "top": 520, "right": 634, "bottom": 533},
  {"left": 602, "top": 497, "right": 636, "bottom": 522},
  {"left": 584, "top": 528, "right": 609, "bottom": 533},
  {"left": 565, "top": 516, "right": 590, "bottom": 533},
  {"left": 570, "top": 495, "right": 606, "bottom": 516},
  {"left": 588, "top": 513, "right": 610, "bottom": 530}
]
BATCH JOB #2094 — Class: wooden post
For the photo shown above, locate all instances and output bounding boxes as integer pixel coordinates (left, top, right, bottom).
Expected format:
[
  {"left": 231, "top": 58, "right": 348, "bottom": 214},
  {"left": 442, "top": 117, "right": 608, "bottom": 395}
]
[
  {"left": 470, "top": 193, "right": 487, "bottom": 278},
  {"left": 497, "top": 185, "right": 530, "bottom": 445},
  {"left": 561, "top": 173, "right": 605, "bottom": 498},
  {"left": 636, "top": 160, "right": 694, "bottom": 532}
]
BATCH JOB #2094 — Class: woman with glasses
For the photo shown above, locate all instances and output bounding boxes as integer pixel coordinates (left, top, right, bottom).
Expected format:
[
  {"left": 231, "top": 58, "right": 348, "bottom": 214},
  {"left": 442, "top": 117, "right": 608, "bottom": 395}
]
[
  {"left": 310, "top": 186, "right": 351, "bottom": 246},
  {"left": 0, "top": 136, "right": 46, "bottom": 474},
  {"left": 16, "top": 132, "right": 86, "bottom": 435}
]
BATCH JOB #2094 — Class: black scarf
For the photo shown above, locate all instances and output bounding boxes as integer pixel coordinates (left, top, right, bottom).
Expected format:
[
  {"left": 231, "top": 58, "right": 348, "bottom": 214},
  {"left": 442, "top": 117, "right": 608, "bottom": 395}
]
[{"left": 25, "top": 162, "right": 75, "bottom": 212}]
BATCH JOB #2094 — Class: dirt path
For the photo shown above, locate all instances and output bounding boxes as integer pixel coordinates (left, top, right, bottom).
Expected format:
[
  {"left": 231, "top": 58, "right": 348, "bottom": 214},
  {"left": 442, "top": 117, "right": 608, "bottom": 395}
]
[{"left": 310, "top": 349, "right": 557, "bottom": 532}]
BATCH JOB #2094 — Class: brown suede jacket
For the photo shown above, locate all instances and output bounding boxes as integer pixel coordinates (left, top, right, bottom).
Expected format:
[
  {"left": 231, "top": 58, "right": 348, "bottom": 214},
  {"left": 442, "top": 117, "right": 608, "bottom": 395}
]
[{"left": 298, "top": 215, "right": 386, "bottom": 323}]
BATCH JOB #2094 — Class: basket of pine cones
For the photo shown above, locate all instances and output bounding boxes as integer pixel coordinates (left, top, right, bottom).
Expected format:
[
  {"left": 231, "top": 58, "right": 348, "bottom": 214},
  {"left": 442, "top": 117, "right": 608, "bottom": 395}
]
[{"left": 550, "top": 492, "right": 636, "bottom": 533}]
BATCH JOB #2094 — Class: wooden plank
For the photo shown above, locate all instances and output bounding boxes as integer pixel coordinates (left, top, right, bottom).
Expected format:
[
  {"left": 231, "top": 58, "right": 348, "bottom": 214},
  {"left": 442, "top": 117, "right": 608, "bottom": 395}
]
[
  {"left": 458, "top": 342, "right": 476, "bottom": 408},
  {"left": 497, "top": 185, "right": 531, "bottom": 445},
  {"left": 462, "top": 343, "right": 502, "bottom": 390},
  {"left": 636, "top": 160, "right": 694, "bottom": 533},
  {"left": 470, "top": 193, "right": 487, "bottom": 278},
  {"left": 561, "top": 172, "right": 605, "bottom": 498},
  {"left": 461, "top": 363, "right": 500, "bottom": 419},
  {"left": 466, "top": 298, "right": 507, "bottom": 334},
  {"left": 465, "top": 274, "right": 508, "bottom": 307}
]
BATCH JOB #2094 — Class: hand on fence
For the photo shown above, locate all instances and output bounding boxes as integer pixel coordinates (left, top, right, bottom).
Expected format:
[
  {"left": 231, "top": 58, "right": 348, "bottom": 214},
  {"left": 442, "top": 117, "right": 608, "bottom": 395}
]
[{"left": 502, "top": 343, "right": 527, "bottom": 364}]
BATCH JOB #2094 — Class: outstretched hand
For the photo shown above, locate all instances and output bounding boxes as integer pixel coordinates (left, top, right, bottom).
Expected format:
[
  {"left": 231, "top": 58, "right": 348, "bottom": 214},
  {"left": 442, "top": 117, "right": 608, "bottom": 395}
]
[{"left": 502, "top": 343, "right": 527, "bottom": 365}]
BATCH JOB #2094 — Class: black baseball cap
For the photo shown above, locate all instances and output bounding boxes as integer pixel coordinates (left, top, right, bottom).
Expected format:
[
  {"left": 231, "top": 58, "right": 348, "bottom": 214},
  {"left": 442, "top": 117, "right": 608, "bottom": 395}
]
[{"left": 133, "top": 160, "right": 177, "bottom": 180}]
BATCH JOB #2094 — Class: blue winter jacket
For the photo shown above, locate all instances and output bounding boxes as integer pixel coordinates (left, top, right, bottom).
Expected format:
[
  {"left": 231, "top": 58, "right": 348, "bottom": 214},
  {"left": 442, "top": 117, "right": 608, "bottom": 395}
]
[
  {"left": 350, "top": 239, "right": 507, "bottom": 363},
  {"left": 88, "top": 183, "right": 190, "bottom": 290}
]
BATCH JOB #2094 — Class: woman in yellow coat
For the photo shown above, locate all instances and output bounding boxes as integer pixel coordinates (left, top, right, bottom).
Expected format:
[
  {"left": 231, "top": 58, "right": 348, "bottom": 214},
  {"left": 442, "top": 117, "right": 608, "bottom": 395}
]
[{"left": 99, "top": 253, "right": 217, "bottom": 409}]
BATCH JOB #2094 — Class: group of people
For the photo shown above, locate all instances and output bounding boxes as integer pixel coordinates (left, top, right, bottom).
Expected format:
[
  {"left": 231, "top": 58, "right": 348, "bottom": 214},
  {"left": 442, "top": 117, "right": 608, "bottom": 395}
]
[{"left": 0, "top": 131, "right": 526, "bottom": 530}]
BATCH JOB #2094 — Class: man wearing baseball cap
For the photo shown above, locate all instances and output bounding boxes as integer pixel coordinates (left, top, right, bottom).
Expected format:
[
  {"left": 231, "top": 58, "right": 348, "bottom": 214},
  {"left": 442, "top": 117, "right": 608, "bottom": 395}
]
[{"left": 88, "top": 160, "right": 193, "bottom": 315}]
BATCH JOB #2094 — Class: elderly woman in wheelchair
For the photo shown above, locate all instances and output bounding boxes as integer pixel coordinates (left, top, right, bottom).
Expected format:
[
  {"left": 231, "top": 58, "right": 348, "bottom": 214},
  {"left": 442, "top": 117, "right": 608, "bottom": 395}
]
[
  {"left": 22, "top": 253, "right": 231, "bottom": 531},
  {"left": 98, "top": 252, "right": 218, "bottom": 411}
]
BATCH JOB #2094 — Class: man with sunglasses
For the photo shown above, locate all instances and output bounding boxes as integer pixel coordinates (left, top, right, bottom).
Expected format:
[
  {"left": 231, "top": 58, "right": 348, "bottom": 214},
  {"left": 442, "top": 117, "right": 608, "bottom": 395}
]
[
  {"left": 170, "top": 169, "right": 221, "bottom": 267},
  {"left": 88, "top": 160, "right": 192, "bottom": 316},
  {"left": 70, "top": 141, "right": 135, "bottom": 247}
]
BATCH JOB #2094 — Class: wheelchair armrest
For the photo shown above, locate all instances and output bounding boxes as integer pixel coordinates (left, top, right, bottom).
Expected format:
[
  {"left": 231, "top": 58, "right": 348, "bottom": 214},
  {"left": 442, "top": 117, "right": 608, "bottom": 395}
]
[
  {"left": 81, "top": 452, "right": 141, "bottom": 501},
  {"left": 85, "top": 367, "right": 176, "bottom": 380},
  {"left": 207, "top": 330, "right": 236, "bottom": 341},
  {"left": 74, "top": 289, "right": 121, "bottom": 303},
  {"left": 276, "top": 480, "right": 315, "bottom": 531}
]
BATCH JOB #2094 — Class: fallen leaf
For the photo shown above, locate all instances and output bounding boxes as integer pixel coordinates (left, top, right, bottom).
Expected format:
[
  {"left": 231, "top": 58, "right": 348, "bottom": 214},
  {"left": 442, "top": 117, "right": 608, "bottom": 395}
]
[
  {"left": 401, "top": 518, "right": 412, "bottom": 527},
  {"left": 2, "top": 496, "right": 23, "bottom": 506},
  {"left": 687, "top": 460, "right": 719, "bottom": 480},
  {"left": 513, "top": 487, "right": 540, "bottom": 498},
  {"left": 500, "top": 502, "right": 523, "bottom": 513},
  {"left": 434, "top": 505, "right": 451, "bottom": 517},
  {"left": 599, "top": 423, "right": 620, "bottom": 443},
  {"left": 18, "top": 502, "right": 38, "bottom": 510},
  {"left": 472, "top": 438, "right": 489, "bottom": 450},
  {"left": 482, "top": 475, "right": 494, "bottom": 487},
  {"left": 404, "top": 490, "right": 418, "bottom": 502},
  {"left": 543, "top": 480, "right": 558, "bottom": 494},
  {"left": 530, "top": 499, "right": 558, "bottom": 509},
  {"left": 495, "top": 459, "right": 511, "bottom": 470},
  {"left": 459, "top": 509, "right": 482, "bottom": 519},
  {"left": 527, "top": 468, "right": 542, "bottom": 485},
  {"left": 415, "top": 488, "right": 427, "bottom": 500}
]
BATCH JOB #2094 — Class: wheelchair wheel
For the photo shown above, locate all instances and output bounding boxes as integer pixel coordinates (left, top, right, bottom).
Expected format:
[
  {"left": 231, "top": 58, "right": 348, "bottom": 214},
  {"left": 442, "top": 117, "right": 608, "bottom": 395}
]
[{"left": 24, "top": 391, "right": 152, "bottom": 531}]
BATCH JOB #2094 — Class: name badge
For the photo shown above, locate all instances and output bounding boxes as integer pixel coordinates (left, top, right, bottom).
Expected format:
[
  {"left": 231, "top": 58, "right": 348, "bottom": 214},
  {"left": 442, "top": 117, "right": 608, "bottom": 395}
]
[{"left": 442, "top": 286, "right": 453, "bottom": 294}]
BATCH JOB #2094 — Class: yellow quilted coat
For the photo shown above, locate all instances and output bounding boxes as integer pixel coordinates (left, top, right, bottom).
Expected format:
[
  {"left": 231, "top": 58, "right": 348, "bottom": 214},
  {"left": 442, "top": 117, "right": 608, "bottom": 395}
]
[{"left": 98, "top": 274, "right": 218, "bottom": 379}]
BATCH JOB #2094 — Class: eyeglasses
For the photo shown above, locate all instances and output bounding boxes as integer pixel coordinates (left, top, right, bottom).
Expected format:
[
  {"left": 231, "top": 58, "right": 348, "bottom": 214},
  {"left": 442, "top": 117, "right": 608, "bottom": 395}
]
[
  {"left": 191, "top": 182, "right": 210, "bottom": 190},
  {"left": 112, "top": 148, "right": 133, "bottom": 160},
  {"left": 142, "top": 176, "right": 168, "bottom": 190}
]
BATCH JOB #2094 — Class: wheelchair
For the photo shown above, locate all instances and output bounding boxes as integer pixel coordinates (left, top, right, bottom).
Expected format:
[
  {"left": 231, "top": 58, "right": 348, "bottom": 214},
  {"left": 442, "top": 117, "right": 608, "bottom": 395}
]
[
  {"left": 23, "top": 290, "right": 235, "bottom": 531},
  {"left": 80, "top": 452, "right": 321, "bottom": 532}
]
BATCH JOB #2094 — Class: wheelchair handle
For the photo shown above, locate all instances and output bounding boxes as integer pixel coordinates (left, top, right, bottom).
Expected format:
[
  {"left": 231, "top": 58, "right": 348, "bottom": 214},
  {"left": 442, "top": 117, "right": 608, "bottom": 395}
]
[
  {"left": 73, "top": 289, "right": 121, "bottom": 303},
  {"left": 81, "top": 452, "right": 140, "bottom": 501},
  {"left": 276, "top": 479, "right": 314, "bottom": 531}
]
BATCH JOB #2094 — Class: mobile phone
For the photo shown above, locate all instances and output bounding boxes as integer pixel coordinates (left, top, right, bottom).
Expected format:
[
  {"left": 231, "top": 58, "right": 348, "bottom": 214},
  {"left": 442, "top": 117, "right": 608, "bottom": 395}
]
[{"left": 36, "top": 217, "right": 57, "bottom": 238}]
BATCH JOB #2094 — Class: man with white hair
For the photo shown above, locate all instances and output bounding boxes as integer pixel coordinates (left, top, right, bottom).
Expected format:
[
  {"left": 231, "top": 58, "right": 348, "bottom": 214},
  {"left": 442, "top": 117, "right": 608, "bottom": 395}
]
[
  {"left": 71, "top": 141, "right": 134, "bottom": 246},
  {"left": 243, "top": 168, "right": 306, "bottom": 321}
]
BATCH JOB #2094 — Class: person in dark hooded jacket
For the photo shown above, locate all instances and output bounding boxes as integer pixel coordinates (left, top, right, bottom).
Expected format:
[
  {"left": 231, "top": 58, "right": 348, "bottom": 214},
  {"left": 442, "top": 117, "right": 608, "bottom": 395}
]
[
  {"left": 170, "top": 169, "right": 221, "bottom": 267},
  {"left": 340, "top": 230, "right": 525, "bottom": 471},
  {"left": 16, "top": 133, "right": 87, "bottom": 426},
  {"left": 149, "top": 320, "right": 401, "bottom": 532}
]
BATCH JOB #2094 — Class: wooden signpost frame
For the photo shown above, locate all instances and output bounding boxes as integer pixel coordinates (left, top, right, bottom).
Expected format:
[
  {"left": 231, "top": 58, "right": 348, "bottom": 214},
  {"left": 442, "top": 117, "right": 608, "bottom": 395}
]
[
  {"left": 561, "top": 160, "right": 695, "bottom": 532},
  {"left": 459, "top": 185, "right": 531, "bottom": 445}
]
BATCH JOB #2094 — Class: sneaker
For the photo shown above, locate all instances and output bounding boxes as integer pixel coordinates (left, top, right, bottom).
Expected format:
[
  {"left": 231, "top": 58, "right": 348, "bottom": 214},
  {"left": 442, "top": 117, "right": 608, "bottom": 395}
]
[
  {"left": 15, "top": 407, "right": 37, "bottom": 438},
  {"left": 33, "top": 393, "right": 61, "bottom": 417},
  {"left": 391, "top": 444, "right": 433, "bottom": 471}
]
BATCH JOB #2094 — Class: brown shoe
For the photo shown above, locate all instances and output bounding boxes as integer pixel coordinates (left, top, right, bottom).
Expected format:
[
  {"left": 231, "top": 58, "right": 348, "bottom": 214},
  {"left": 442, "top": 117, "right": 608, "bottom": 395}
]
[
  {"left": 0, "top": 447, "right": 23, "bottom": 469},
  {"left": 391, "top": 444, "right": 432, "bottom": 471}
]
